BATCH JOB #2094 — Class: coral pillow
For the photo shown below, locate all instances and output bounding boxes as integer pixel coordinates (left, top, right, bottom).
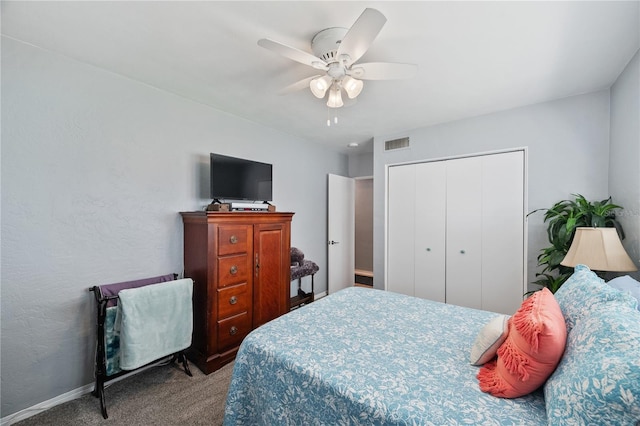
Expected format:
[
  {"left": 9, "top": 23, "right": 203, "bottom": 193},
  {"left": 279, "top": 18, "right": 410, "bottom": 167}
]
[{"left": 477, "top": 288, "right": 567, "bottom": 398}]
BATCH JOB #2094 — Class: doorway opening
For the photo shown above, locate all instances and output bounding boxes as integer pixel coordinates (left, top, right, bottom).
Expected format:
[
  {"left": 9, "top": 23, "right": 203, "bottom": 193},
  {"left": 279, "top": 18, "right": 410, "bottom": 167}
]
[{"left": 355, "top": 177, "right": 373, "bottom": 287}]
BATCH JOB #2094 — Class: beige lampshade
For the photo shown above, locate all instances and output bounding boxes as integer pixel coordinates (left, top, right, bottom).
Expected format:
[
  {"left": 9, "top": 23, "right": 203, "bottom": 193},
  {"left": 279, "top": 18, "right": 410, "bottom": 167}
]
[{"left": 561, "top": 227, "right": 638, "bottom": 272}]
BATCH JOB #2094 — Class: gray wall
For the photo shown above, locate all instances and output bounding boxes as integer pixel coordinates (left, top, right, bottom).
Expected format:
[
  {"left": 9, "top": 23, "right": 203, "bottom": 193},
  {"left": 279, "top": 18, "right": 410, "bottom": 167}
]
[
  {"left": 610, "top": 49, "right": 640, "bottom": 280},
  {"left": 372, "top": 90, "right": 613, "bottom": 291},
  {"left": 1, "top": 37, "right": 347, "bottom": 417},
  {"left": 348, "top": 150, "right": 374, "bottom": 178}
]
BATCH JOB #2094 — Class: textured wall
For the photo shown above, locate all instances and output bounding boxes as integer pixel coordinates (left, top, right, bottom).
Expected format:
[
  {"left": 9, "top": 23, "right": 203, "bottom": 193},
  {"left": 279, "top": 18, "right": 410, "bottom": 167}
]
[
  {"left": 1, "top": 37, "right": 347, "bottom": 417},
  {"left": 610, "top": 49, "right": 640, "bottom": 279}
]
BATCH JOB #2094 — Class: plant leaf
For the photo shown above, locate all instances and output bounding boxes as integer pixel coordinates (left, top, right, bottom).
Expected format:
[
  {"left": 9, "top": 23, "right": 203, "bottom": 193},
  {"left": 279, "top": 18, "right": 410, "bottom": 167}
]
[{"left": 532, "top": 194, "right": 626, "bottom": 293}]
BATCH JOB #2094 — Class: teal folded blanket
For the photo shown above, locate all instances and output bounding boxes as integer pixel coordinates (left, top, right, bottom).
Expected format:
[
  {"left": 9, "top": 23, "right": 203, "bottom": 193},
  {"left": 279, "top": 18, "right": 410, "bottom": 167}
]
[
  {"left": 105, "top": 307, "right": 121, "bottom": 376},
  {"left": 115, "top": 278, "right": 193, "bottom": 371}
]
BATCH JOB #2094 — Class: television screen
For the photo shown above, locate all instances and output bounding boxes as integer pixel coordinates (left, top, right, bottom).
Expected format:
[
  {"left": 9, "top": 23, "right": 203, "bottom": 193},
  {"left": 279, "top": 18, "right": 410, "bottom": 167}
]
[{"left": 210, "top": 153, "right": 272, "bottom": 201}]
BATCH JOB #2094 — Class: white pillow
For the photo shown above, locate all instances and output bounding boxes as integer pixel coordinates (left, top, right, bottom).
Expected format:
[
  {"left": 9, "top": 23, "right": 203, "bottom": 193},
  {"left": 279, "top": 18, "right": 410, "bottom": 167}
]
[
  {"left": 608, "top": 275, "right": 640, "bottom": 310},
  {"left": 470, "top": 314, "right": 510, "bottom": 366}
]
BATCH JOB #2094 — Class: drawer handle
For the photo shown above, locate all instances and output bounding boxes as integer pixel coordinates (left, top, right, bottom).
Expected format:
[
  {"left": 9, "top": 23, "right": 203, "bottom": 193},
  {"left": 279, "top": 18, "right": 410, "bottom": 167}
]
[
  {"left": 229, "top": 235, "right": 238, "bottom": 244},
  {"left": 230, "top": 265, "right": 238, "bottom": 275},
  {"left": 229, "top": 326, "right": 238, "bottom": 336},
  {"left": 229, "top": 296, "right": 238, "bottom": 305}
]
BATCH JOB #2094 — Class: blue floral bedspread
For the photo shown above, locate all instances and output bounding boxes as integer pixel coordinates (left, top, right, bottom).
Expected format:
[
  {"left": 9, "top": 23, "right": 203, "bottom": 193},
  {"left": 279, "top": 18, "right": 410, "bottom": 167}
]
[{"left": 224, "top": 287, "right": 546, "bottom": 425}]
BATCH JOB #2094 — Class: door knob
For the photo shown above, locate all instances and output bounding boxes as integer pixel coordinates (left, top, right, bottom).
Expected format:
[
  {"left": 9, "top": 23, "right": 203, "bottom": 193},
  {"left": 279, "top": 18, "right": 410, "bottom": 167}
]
[{"left": 328, "top": 240, "right": 340, "bottom": 245}]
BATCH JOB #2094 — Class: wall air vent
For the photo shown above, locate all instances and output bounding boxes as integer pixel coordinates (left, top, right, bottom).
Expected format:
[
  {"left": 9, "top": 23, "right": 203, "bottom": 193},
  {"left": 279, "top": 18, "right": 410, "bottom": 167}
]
[{"left": 384, "top": 137, "right": 410, "bottom": 151}]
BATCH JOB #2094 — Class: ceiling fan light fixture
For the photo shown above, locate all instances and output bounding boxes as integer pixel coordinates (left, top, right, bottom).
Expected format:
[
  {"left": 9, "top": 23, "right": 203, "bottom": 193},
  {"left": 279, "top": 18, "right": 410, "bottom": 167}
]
[
  {"left": 342, "top": 75, "right": 364, "bottom": 99},
  {"left": 327, "top": 86, "right": 344, "bottom": 108},
  {"left": 258, "top": 8, "right": 417, "bottom": 114},
  {"left": 310, "top": 75, "right": 331, "bottom": 98}
]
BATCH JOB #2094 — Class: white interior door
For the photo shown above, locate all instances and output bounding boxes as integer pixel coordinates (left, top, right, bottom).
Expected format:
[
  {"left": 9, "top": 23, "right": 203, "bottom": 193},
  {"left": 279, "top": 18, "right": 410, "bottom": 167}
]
[
  {"left": 481, "top": 151, "right": 525, "bottom": 314},
  {"left": 414, "top": 161, "right": 447, "bottom": 302},
  {"left": 328, "top": 174, "right": 355, "bottom": 295},
  {"left": 445, "top": 157, "right": 483, "bottom": 310}
]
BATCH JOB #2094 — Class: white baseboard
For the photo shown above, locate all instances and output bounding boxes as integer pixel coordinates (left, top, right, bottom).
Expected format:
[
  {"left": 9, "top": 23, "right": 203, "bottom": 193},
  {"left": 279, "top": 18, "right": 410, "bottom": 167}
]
[
  {"left": 315, "top": 291, "right": 327, "bottom": 299},
  {"left": 1, "top": 358, "right": 171, "bottom": 425},
  {"left": 1, "top": 383, "right": 94, "bottom": 425}
]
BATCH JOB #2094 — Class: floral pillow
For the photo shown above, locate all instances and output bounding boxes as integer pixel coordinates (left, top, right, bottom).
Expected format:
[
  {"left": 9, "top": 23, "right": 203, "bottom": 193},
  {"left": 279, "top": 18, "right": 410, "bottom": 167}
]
[
  {"left": 607, "top": 275, "right": 640, "bottom": 310},
  {"left": 544, "top": 301, "right": 640, "bottom": 424},
  {"left": 553, "top": 264, "right": 637, "bottom": 332}
]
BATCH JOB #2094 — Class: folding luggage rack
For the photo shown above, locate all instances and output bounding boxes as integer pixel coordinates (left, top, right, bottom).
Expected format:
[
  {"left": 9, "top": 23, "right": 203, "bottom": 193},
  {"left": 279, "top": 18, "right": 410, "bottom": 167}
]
[{"left": 89, "top": 274, "right": 192, "bottom": 419}]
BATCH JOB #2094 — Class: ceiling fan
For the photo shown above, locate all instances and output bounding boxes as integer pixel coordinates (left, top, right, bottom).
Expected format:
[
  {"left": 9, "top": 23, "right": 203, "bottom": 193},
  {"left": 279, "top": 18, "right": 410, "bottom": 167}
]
[{"left": 258, "top": 8, "right": 418, "bottom": 109}]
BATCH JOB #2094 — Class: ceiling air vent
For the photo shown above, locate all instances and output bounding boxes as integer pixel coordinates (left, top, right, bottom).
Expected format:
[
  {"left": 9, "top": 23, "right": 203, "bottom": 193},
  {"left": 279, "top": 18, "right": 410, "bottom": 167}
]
[{"left": 385, "top": 137, "right": 410, "bottom": 151}]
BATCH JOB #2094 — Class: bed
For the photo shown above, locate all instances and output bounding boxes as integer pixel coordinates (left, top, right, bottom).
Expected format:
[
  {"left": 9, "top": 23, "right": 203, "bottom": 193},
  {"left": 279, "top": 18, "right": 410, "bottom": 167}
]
[
  {"left": 224, "top": 287, "right": 546, "bottom": 425},
  {"left": 224, "top": 271, "right": 640, "bottom": 426}
]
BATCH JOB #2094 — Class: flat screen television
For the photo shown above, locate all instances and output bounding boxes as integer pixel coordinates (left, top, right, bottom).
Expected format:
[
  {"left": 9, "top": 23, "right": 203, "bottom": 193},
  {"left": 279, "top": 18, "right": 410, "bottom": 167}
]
[{"left": 210, "top": 153, "right": 273, "bottom": 201}]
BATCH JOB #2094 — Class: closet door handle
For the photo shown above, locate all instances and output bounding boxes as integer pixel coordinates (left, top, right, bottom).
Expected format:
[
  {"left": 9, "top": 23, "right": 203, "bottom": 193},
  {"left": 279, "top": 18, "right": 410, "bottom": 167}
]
[
  {"left": 229, "top": 326, "right": 238, "bottom": 336},
  {"left": 460, "top": 250, "right": 466, "bottom": 254},
  {"left": 229, "top": 296, "right": 238, "bottom": 305},
  {"left": 230, "top": 265, "right": 238, "bottom": 275}
]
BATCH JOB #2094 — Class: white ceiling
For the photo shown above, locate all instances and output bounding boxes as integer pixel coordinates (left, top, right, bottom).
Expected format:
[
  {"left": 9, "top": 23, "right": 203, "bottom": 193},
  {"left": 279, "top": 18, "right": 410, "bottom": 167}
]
[{"left": 2, "top": 1, "right": 639, "bottom": 153}]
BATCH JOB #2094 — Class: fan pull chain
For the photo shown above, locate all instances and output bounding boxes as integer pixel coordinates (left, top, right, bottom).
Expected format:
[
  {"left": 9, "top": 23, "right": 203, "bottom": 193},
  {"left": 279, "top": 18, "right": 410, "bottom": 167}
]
[{"left": 327, "top": 107, "right": 339, "bottom": 127}]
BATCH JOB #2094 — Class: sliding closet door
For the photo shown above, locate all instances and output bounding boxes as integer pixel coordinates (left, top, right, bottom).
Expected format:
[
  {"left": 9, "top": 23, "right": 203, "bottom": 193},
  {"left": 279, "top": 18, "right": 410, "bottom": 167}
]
[
  {"left": 445, "top": 157, "right": 482, "bottom": 309},
  {"left": 481, "top": 151, "right": 525, "bottom": 314},
  {"left": 414, "top": 161, "right": 446, "bottom": 302},
  {"left": 387, "top": 164, "right": 416, "bottom": 296}
]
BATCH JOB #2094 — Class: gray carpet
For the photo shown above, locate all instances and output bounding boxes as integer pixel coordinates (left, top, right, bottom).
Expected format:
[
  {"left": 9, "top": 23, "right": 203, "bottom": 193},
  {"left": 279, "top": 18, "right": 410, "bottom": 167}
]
[{"left": 14, "top": 361, "right": 234, "bottom": 425}]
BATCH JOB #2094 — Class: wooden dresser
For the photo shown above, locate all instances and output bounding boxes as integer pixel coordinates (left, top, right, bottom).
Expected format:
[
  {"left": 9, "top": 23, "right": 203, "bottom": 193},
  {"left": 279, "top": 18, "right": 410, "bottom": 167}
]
[{"left": 180, "top": 211, "right": 294, "bottom": 374}]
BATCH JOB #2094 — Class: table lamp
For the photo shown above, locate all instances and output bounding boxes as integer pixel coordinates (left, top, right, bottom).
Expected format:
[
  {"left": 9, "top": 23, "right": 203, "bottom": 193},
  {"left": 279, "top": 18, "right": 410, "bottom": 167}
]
[{"left": 560, "top": 227, "right": 638, "bottom": 272}]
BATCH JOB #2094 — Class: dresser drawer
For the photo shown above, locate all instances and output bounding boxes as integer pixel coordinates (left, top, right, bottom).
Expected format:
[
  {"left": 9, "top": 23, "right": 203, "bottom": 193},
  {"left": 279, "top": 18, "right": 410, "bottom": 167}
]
[
  {"left": 217, "top": 225, "right": 250, "bottom": 256},
  {"left": 217, "top": 254, "right": 250, "bottom": 288},
  {"left": 218, "top": 312, "right": 250, "bottom": 351},
  {"left": 218, "top": 283, "right": 249, "bottom": 319}
]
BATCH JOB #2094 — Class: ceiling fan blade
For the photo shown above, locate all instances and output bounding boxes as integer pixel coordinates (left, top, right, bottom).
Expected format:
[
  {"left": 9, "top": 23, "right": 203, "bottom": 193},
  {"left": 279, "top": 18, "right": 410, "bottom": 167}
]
[
  {"left": 279, "top": 75, "right": 321, "bottom": 95},
  {"left": 258, "top": 39, "right": 328, "bottom": 70},
  {"left": 337, "top": 8, "right": 387, "bottom": 66},
  {"left": 350, "top": 62, "right": 418, "bottom": 80}
]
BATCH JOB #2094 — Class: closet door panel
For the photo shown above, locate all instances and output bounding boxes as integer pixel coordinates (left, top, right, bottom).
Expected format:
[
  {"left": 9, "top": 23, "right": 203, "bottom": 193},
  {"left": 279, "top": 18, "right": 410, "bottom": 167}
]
[
  {"left": 445, "top": 157, "right": 482, "bottom": 309},
  {"left": 414, "top": 161, "right": 446, "bottom": 302},
  {"left": 387, "top": 165, "right": 416, "bottom": 296},
  {"left": 481, "top": 151, "right": 525, "bottom": 315}
]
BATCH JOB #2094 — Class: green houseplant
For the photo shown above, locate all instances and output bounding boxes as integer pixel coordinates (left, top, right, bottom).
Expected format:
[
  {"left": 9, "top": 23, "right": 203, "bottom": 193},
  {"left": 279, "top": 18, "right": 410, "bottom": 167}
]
[{"left": 529, "top": 194, "right": 625, "bottom": 293}]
